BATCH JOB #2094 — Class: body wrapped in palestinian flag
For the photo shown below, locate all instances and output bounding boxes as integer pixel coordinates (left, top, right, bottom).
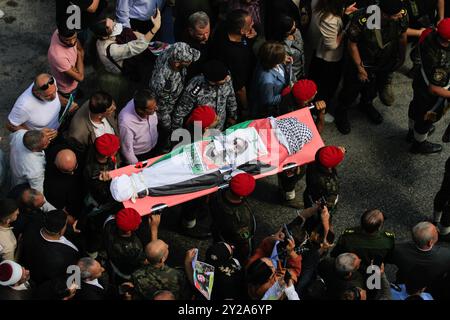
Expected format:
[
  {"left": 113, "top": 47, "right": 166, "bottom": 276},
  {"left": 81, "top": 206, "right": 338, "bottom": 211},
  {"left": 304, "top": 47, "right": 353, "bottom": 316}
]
[{"left": 109, "top": 108, "right": 324, "bottom": 215}]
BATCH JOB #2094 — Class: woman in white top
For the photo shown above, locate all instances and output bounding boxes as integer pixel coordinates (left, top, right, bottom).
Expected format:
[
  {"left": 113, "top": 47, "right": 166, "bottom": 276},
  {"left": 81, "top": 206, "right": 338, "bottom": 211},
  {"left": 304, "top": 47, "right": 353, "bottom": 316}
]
[
  {"left": 308, "top": 0, "right": 357, "bottom": 116},
  {"left": 91, "top": 9, "right": 162, "bottom": 79}
]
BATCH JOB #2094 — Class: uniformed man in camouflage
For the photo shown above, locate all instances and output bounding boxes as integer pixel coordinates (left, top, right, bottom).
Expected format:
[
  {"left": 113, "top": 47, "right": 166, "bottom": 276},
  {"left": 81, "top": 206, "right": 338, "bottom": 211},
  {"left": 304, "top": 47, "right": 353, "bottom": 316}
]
[
  {"left": 131, "top": 240, "right": 194, "bottom": 300},
  {"left": 331, "top": 209, "right": 395, "bottom": 270},
  {"left": 172, "top": 59, "right": 238, "bottom": 132},
  {"left": 407, "top": 18, "right": 450, "bottom": 154},
  {"left": 149, "top": 42, "right": 201, "bottom": 152},
  {"left": 304, "top": 146, "right": 346, "bottom": 216},
  {"left": 210, "top": 173, "right": 256, "bottom": 263},
  {"left": 335, "top": 0, "right": 408, "bottom": 134},
  {"left": 103, "top": 208, "right": 160, "bottom": 283}
]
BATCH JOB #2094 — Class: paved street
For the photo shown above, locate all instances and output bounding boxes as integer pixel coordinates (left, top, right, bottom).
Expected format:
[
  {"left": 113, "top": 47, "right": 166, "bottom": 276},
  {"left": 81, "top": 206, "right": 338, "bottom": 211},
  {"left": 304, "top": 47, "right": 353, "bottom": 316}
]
[{"left": 0, "top": 0, "right": 449, "bottom": 272}]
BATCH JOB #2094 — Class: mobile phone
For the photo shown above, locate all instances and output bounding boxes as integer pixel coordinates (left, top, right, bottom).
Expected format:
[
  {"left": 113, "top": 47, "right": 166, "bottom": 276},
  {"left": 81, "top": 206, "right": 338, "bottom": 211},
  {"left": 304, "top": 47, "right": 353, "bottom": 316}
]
[{"left": 282, "top": 224, "right": 292, "bottom": 241}]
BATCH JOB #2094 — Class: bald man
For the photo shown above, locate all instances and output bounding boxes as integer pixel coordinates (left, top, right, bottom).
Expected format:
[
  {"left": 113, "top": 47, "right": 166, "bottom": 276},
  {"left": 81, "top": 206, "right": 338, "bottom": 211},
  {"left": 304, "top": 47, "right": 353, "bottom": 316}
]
[
  {"left": 44, "top": 143, "right": 84, "bottom": 219},
  {"left": 6, "top": 74, "right": 61, "bottom": 139},
  {"left": 131, "top": 240, "right": 193, "bottom": 300},
  {"left": 55, "top": 149, "right": 78, "bottom": 175},
  {"left": 153, "top": 290, "right": 175, "bottom": 300},
  {"left": 391, "top": 222, "right": 450, "bottom": 291}
]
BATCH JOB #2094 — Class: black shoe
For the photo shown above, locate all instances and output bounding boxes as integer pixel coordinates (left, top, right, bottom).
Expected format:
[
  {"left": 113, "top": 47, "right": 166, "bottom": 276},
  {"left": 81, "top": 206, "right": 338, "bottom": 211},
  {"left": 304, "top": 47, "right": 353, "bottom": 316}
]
[
  {"left": 335, "top": 113, "right": 351, "bottom": 135},
  {"left": 410, "top": 140, "right": 443, "bottom": 154},
  {"left": 360, "top": 104, "right": 383, "bottom": 124},
  {"left": 180, "top": 223, "right": 212, "bottom": 239}
]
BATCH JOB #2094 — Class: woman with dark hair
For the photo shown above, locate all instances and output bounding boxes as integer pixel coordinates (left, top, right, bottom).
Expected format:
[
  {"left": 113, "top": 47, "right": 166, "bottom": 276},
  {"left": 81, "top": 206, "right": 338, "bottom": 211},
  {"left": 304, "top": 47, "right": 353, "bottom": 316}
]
[
  {"left": 272, "top": 15, "right": 305, "bottom": 81},
  {"left": 308, "top": 0, "right": 357, "bottom": 118},
  {"left": 90, "top": 11, "right": 162, "bottom": 107},
  {"left": 92, "top": 10, "right": 161, "bottom": 78},
  {"left": 251, "top": 42, "right": 294, "bottom": 118}
]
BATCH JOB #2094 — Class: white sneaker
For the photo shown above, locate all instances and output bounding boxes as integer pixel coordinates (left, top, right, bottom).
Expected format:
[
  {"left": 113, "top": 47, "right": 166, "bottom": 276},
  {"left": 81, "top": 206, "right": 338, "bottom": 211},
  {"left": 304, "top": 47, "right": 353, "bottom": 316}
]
[
  {"left": 285, "top": 190, "right": 296, "bottom": 201},
  {"left": 0, "top": 10, "right": 4, "bottom": 19}
]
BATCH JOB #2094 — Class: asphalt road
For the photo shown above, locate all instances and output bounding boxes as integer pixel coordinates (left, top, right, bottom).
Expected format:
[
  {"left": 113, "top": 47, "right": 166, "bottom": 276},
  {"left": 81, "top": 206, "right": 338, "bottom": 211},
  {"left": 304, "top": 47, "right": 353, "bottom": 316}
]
[{"left": 0, "top": 0, "right": 449, "bottom": 273}]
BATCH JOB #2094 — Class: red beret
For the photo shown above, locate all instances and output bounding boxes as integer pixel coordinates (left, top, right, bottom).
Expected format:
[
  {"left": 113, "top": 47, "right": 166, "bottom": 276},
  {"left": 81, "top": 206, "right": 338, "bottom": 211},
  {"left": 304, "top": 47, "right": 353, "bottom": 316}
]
[
  {"left": 95, "top": 134, "right": 120, "bottom": 158},
  {"left": 116, "top": 208, "right": 142, "bottom": 232},
  {"left": 318, "top": 146, "right": 345, "bottom": 168},
  {"left": 229, "top": 173, "right": 256, "bottom": 197},
  {"left": 292, "top": 80, "right": 317, "bottom": 104},
  {"left": 186, "top": 106, "right": 217, "bottom": 129},
  {"left": 437, "top": 18, "right": 450, "bottom": 41},
  {"left": 0, "top": 263, "right": 12, "bottom": 283}
]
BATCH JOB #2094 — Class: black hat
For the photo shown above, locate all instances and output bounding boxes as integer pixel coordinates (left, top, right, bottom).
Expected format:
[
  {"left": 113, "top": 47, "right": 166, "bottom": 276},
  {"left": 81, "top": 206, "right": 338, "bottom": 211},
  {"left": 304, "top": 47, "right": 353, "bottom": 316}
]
[
  {"left": 379, "top": 0, "right": 403, "bottom": 15},
  {"left": 203, "top": 60, "right": 228, "bottom": 82},
  {"left": 44, "top": 210, "right": 67, "bottom": 234}
]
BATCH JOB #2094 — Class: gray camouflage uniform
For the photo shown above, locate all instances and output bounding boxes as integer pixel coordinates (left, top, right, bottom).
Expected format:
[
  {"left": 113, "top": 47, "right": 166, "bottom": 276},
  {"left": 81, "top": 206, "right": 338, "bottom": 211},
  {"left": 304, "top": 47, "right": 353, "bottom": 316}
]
[
  {"left": 149, "top": 42, "right": 201, "bottom": 130},
  {"left": 172, "top": 75, "right": 238, "bottom": 131}
]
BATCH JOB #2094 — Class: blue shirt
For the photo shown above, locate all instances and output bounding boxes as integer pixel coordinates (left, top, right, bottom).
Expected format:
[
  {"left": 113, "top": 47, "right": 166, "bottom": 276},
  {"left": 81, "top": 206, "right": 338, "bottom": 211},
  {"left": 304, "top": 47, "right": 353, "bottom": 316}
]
[
  {"left": 390, "top": 284, "right": 434, "bottom": 300},
  {"left": 116, "top": 0, "right": 165, "bottom": 27}
]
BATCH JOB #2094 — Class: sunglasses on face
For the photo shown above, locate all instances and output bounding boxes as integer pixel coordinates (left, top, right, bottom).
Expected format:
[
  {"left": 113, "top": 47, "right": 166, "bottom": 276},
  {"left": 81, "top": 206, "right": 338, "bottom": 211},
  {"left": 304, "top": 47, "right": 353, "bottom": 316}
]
[{"left": 39, "top": 77, "right": 55, "bottom": 91}]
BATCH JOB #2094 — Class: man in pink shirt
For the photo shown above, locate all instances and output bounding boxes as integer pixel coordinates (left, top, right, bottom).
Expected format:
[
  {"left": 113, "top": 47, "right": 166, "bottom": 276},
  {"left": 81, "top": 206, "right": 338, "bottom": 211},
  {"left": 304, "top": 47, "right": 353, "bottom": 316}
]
[
  {"left": 118, "top": 89, "right": 159, "bottom": 164},
  {"left": 47, "top": 27, "right": 85, "bottom": 110}
]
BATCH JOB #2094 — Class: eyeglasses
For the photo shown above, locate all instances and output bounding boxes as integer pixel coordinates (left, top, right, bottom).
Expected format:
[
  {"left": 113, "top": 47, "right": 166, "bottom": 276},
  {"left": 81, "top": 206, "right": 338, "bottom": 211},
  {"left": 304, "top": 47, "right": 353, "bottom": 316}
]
[{"left": 39, "top": 77, "right": 55, "bottom": 91}]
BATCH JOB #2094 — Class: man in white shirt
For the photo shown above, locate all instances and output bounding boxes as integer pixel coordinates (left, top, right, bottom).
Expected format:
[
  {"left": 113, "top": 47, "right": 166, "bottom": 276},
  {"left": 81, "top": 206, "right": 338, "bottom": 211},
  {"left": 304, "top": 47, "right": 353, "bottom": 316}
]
[
  {"left": 6, "top": 74, "right": 60, "bottom": 141},
  {"left": 9, "top": 130, "right": 55, "bottom": 212}
]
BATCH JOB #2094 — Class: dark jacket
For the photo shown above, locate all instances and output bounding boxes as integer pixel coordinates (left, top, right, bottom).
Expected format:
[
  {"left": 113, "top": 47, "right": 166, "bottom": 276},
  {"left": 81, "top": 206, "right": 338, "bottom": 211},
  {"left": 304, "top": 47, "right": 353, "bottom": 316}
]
[
  {"left": 21, "top": 228, "right": 80, "bottom": 285},
  {"left": 67, "top": 101, "right": 119, "bottom": 155},
  {"left": 44, "top": 141, "right": 85, "bottom": 219},
  {"left": 0, "top": 285, "right": 33, "bottom": 300},
  {"left": 75, "top": 278, "right": 109, "bottom": 300}
]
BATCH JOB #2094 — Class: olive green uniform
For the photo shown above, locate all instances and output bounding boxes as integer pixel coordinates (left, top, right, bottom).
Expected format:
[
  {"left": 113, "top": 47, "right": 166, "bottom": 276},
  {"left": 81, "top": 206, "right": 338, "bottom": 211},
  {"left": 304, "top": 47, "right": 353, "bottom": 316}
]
[{"left": 331, "top": 227, "right": 395, "bottom": 268}]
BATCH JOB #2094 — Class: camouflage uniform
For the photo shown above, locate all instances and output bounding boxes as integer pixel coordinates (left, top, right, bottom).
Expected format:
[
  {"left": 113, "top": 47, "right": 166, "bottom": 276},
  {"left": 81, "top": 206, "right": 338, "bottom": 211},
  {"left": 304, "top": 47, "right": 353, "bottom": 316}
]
[
  {"left": 303, "top": 161, "right": 340, "bottom": 214},
  {"left": 131, "top": 264, "right": 192, "bottom": 300},
  {"left": 331, "top": 227, "right": 395, "bottom": 270},
  {"left": 149, "top": 42, "right": 201, "bottom": 130},
  {"left": 172, "top": 75, "right": 238, "bottom": 131},
  {"left": 210, "top": 191, "right": 255, "bottom": 262},
  {"left": 336, "top": 8, "right": 408, "bottom": 116},
  {"left": 103, "top": 218, "right": 147, "bottom": 279}
]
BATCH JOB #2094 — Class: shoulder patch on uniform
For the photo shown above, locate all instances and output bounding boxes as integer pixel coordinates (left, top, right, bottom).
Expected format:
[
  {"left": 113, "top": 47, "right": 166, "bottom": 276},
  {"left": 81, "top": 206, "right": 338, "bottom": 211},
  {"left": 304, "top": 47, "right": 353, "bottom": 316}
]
[
  {"left": 358, "top": 16, "right": 367, "bottom": 25},
  {"left": 384, "top": 231, "right": 395, "bottom": 238},
  {"left": 190, "top": 85, "right": 201, "bottom": 96},
  {"left": 344, "top": 228, "right": 355, "bottom": 234},
  {"left": 433, "top": 69, "right": 447, "bottom": 82}
]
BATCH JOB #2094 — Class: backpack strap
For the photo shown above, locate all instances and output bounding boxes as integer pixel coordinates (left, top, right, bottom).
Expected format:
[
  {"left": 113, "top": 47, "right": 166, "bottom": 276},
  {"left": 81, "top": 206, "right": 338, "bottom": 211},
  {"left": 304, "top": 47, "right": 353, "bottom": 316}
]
[{"left": 106, "top": 43, "right": 124, "bottom": 73}]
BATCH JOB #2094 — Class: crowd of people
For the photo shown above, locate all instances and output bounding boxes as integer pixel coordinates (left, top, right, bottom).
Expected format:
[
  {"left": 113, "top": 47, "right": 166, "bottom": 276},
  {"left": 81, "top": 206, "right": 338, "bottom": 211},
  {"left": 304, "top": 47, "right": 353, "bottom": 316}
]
[{"left": 0, "top": 0, "right": 449, "bottom": 301}]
